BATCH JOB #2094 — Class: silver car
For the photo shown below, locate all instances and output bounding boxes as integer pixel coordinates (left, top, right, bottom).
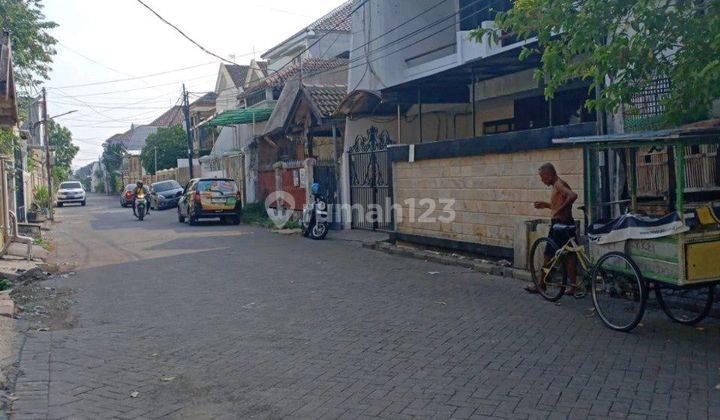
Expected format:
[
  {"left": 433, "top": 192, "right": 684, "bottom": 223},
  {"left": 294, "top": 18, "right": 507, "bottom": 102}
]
[{"left": 56, "top": 181, "right": 86, "bottom": 207}]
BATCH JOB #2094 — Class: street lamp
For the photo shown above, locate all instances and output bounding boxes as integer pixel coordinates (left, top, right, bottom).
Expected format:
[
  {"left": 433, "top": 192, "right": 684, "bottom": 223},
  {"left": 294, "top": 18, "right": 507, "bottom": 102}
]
[{"left": 48, "top": 109, "right": 78, "bottom": 120}]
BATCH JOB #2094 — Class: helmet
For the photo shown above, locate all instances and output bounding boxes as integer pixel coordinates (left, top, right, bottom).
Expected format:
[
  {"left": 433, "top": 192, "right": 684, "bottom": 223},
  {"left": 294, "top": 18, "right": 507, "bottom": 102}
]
[
  {"left": 311, "top": 183, "right": 321, "bottom": 195},
  {"left": 137, "top": 181, "right": 144, "bottom": 187}
]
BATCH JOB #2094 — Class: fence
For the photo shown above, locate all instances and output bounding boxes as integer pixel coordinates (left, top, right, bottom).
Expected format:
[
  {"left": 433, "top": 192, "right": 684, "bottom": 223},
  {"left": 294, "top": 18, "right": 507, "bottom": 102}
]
[
  {"left": 258, "top": 161, "right": 306, "bottom": 211},
  {"left": 637, "top": 145, "right": 719, "bottom": 197}
]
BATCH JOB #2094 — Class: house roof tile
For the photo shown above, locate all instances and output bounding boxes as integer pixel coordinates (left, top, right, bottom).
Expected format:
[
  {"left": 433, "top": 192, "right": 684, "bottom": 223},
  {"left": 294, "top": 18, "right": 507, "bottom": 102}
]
[
  {"left": 242, "top": 58, "right": 347, "bottom": 97},
  {"left": 191, "top": 91, "right": 217, "bottom": 107},
  {"left": 310, "top": 1, "right": 354, "bottom": 32},
  {"left": 149, "top": 106, "right": 184, "bottom": 127},
  {"left": 223, "top": 64, "right": 249, "bottom": 88},
  {"left": 304, "top": 85, "right": 347, "bottom": 117},
  {"left": 262, "top": 1, "right": 353, "bottom": 60}
]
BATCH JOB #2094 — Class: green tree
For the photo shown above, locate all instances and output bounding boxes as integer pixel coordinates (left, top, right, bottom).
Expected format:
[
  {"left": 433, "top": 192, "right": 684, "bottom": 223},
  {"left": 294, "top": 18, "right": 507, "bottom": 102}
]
[
  {"left": 471, "top": 0, "right": 720, "bottom": 126},
  {"left": 141, "top": 125, "right": 186, "bottom": 175},
  {"left": 101, "top": 143, "right": 124, "bottom": 172},
  {"left": 48, "top": 120, "right": 78, "bottom": 185},
  {"left": 1, "top": 0, "right": 58, "bottom": 90}
]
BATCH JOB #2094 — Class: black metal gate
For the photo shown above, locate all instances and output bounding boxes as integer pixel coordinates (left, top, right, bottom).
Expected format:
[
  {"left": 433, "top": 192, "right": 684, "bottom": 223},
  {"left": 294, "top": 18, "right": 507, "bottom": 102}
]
[
  {"left": 313, "top": 161, "right": 339, "bottom": 228},
  {"left": 348, "top": 127, "right": 394, "bottom": 231}
]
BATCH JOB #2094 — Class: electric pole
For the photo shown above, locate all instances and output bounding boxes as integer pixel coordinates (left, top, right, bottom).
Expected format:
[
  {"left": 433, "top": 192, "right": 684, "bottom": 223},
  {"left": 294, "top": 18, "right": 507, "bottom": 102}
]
[
  {"left": 42, "top": 88, "right": 54, "bottom": 221},
  {"left": 181, "top": 84, "right": 195, "bottom": 179}
]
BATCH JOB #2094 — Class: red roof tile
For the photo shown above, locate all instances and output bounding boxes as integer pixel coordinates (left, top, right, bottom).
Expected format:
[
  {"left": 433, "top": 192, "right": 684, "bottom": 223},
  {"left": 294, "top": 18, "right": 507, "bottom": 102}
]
[
  {"left": 304, "top": 85, "right": 348, "bottom": 117},
  {"left": 242, "top": 58, "right": 348, "bottom": 96}
]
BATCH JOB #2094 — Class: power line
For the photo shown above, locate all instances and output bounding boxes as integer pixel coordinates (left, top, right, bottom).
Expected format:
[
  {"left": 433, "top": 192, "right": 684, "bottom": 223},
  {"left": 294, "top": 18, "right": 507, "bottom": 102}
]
[
  {"left": 349, "top": 0, "right": 448, "bottom": 55},
  {"left": 50, "top": 74, "right": 212, "bottom": 98},
  {"left": 48, "top": 61, "right": 216, "bottom": 89},
  {"left": 300, "top": 0, "right": 495, "bottom": 83},
  {"left": 240, "top": 0, "right": 369, "bottom": 91},
  {"left": 52, "top": 92, "right": 175, "bottom": 110},
  {"left": 237, "top": 0, "right": 469, "bottom": 95},
  {"left": 57, "top": 42, "right": 130, "bottom": 77},
  {"left": 343, "top": 0, "right": 485, "bottom": 71},
  {"left": 135, "top": 0, "right": 242, "bottom": 65}
]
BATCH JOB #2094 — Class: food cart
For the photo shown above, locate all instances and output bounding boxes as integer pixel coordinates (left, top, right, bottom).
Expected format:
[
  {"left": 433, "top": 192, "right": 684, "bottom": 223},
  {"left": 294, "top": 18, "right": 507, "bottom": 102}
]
[{"left": 553, "top": 123, "right": 720, "bottom": 331}]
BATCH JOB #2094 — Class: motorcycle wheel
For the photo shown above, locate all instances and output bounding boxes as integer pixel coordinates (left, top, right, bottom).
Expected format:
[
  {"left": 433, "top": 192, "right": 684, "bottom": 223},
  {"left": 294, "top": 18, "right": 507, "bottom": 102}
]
[
  {"left": 310, "top": 222, "right": 328, "bottom": 240},
  {"left": 138, "top": 207, "right": 145, "bottom": 221}
]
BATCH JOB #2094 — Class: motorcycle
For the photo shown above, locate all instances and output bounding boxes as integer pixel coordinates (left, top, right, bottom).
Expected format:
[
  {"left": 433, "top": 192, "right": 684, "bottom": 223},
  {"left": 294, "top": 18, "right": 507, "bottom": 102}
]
[
  {"left": 134, "top": 194, "right": 148, "bottom": 221},
  {"left": 301, "top": 183, "right": 329, "bottom": 240}
]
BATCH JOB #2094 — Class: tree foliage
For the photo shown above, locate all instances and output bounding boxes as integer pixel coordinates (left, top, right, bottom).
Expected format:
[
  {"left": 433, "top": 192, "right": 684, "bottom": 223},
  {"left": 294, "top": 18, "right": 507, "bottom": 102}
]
[
  {"left": 141, "top": 125, "right": 186, "bottom": 175},
  {"left": 48, "top": 120, "right": 78, "bottom": 184},
  {"left": 101, "top": 143, "right": 124, "bottom": 173},
  {"left": 0, "top": 126, "right": 19, "bottom": 155},
  {"left": 471, "top": 0, "right": 720, "bottom": 126},
  {"left": 0, "top": 0, "right": 58, "bottom": 90}
]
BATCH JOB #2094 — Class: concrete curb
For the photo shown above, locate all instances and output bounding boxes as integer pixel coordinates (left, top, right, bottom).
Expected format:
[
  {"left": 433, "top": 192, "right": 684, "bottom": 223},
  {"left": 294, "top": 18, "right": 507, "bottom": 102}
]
[{"left": 364, "top": 241, "right": 531, "bottom": 282}]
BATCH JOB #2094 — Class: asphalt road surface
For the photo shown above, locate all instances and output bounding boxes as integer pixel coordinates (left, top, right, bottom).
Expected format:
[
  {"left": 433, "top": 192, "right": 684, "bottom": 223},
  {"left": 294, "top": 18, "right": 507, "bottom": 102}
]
[{"left": 8, "top": 193, "right": 720, "bottom": 419}]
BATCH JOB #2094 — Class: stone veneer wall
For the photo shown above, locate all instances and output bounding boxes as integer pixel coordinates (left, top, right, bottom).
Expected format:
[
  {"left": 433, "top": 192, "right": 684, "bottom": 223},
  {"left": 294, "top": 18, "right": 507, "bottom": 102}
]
[{"left": 392, "top": 147, "right": 585, "bottom": 251}]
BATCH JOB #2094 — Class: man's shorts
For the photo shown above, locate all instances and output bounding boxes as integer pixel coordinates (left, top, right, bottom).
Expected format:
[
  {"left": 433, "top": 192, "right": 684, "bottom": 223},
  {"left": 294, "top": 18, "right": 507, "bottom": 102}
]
[{"left": 545, "top": 220, "right": 576, "bottom": 257}]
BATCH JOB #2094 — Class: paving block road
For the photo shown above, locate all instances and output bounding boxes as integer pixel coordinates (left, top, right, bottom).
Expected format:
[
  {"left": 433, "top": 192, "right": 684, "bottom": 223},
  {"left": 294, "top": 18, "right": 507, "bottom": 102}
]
[{"left": 6, "top": 194, "right": 720, "bottom": 419}]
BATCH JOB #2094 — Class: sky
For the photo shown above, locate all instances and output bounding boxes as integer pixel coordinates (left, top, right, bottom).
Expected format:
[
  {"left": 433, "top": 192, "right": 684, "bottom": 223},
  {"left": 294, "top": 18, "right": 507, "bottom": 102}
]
[{"left": 40, "top": 0, "right": 346, "bottom": 169}]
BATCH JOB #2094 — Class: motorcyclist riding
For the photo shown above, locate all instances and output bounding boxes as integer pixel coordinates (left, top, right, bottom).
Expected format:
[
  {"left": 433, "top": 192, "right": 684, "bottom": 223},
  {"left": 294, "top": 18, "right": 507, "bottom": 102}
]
[{"left": 132, "top": 181, "right": 150, "bottom": 216}]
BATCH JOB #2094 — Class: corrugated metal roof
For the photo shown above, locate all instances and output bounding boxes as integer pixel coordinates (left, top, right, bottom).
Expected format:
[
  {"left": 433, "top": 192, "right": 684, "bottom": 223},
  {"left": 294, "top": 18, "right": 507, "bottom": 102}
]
[
  {"left": 205, "top": 107, "right": 275, "bottom": 127},
  {"left": 554, "top": 119, "right": 720, "bottom": 145}
]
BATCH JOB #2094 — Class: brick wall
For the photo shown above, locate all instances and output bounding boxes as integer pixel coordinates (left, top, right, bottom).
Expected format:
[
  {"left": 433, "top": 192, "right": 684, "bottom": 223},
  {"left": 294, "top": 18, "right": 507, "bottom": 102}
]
[{"left": 393, "top": 147, "right": 584, "bottom": 250}]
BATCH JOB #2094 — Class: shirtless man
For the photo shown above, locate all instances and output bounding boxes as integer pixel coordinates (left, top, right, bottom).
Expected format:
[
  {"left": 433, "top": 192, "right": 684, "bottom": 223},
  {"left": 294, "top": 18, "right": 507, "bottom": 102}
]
[{"left": 525, "top": 163, "right": 579, "bottom": 294}]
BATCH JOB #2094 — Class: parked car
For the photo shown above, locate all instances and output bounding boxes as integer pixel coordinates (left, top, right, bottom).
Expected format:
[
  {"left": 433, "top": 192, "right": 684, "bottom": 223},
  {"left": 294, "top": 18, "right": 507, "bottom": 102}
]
[
  {"left": 120, "top": 184, "right": 136, "bottom": 207},
  {"left": 56, "top": 181, "right": 86, "bottom": 207},
  {"left": 177, "top": 178, "right": 242, "bottom": 225},
  {"left": 150, "top": 180, "right": 183, "bottom": 210}
]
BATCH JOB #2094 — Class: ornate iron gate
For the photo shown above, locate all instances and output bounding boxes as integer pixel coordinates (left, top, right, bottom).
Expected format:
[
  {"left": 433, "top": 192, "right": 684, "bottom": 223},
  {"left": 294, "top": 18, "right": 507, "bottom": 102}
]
[{"left": 348, "top": 127, "right": 394, "bottom": 231}]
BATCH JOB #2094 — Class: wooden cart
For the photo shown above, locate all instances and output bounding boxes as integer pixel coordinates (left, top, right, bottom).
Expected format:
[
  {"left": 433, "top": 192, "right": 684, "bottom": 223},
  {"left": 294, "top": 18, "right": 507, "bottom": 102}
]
[{"left": 554, "top": 125, "right": 720, "bottom": 330}]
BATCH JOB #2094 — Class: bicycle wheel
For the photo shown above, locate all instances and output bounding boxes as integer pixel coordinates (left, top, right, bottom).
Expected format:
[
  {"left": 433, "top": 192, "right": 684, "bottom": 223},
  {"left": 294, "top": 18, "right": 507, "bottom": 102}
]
[
  {"left": 655, "top": 284, "right": 715, "bottom": 325},
  {"left": 529, "top": 237, "right": 567, "bottom": 302},
  {"left": 591, "top": 252, "right": 647, "bottom": 332}
]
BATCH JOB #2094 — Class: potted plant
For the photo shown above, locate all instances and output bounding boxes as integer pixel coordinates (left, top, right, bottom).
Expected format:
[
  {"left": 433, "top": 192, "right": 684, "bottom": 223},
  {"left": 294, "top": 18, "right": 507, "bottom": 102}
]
[{"left": 28, "top": 186, "right": 50, "bottom": 222}]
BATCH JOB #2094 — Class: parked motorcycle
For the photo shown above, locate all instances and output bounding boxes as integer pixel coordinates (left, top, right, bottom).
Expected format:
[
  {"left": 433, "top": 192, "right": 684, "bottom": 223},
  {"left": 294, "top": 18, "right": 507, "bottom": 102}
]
[
  {"left": 134, "top": 193, "right": 148, "bottom": 221},
  {"left": 301, "top": 183, "right": 329, "bottom": 240}
]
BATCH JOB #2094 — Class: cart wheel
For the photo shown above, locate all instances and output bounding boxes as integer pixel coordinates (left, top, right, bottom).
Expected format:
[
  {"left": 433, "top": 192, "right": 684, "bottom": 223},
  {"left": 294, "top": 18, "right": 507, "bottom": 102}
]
[
  {"left": 655, "top": 284, "right": 715, "bottom": 326},
  {"left": 528, "top": 237, "right": 567, "bottom": 302},
  {"left": 591, "top": 252, "right": 647, "bottom": 332}
]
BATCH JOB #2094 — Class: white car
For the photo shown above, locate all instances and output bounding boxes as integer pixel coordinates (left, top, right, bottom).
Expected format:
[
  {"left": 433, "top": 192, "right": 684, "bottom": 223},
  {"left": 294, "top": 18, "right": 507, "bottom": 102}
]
[{"left": 56, "top": 181, "right": 86, "bottom": 207}]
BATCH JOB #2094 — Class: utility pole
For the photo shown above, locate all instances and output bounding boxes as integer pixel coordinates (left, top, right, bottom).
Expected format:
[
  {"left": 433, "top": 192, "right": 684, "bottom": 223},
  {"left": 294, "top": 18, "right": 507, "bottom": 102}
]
[
  {"left": 181, "top": 84, "right": 195, "bottom": 179},
  {"left": 42, "top": 88, "right": 54, "bottom": 221}
]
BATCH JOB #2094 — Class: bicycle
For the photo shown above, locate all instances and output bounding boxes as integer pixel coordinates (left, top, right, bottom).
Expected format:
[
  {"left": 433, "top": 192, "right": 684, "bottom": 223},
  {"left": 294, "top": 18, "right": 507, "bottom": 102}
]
[{"left": 528, "top": 207, "right": 647, "bottom": 332}]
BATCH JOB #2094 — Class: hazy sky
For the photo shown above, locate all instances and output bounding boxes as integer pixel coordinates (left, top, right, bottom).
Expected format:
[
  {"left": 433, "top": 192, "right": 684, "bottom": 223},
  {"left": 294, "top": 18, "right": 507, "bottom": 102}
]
[{"left": 41, "top": 0, "right": 346, "bottom": 169}]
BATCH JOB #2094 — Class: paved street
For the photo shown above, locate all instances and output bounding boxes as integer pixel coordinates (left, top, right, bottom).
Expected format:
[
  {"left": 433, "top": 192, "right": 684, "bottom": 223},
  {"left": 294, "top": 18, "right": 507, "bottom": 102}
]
[{"left": 8, "top": 193, "right": 720, "bottom": 419}]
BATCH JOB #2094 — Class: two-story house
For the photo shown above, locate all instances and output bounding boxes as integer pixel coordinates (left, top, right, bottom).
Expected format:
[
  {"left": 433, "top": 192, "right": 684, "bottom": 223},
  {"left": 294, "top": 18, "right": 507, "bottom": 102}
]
[
  {"left": 335, "top": 0, "right": 599, "bottom": 266},
  {"left": 198, "top": 1, "right": 355, "bottom": 205},
  {"left": 236, "top": 1, "right": 354, "bottom": 207}
]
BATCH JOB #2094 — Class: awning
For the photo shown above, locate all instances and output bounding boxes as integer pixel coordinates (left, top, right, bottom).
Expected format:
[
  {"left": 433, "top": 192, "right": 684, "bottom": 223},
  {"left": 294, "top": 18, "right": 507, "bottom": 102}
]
[
  {"left": 333, "top": 90, "right": 381, "bottom": 117},
  {"left": 332, "top": 89, "right": 409, "bottom": 117},
  {"left": 553, "top": 119, "right": 720, "bottom": 145},
  {"left": 204, "top": 107, "right": 274, "bottom": 127}
]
